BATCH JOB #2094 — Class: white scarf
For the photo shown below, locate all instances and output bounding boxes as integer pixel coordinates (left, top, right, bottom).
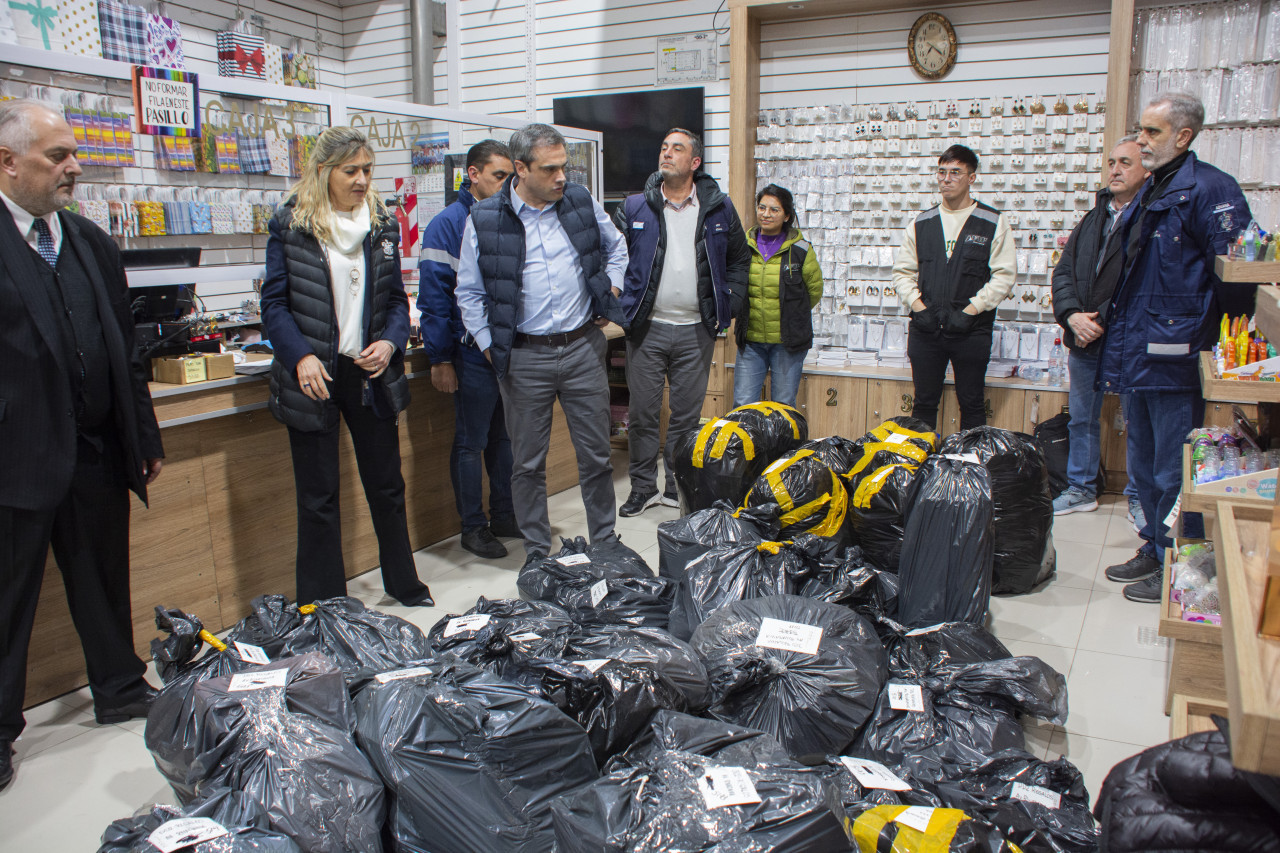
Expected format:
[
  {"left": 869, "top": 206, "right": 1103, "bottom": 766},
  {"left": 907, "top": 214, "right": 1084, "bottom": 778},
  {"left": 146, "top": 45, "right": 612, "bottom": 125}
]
[
  {"left": 326, "top": 207, "right": 373, "bottom": 359},
  {"left": 327, "top": 206, "right": 372, "bottom": 254}
]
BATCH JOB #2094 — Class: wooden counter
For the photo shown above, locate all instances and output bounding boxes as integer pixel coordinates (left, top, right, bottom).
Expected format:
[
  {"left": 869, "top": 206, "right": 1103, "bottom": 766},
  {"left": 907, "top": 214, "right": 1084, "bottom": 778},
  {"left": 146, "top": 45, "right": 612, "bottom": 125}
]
[{"left": 25, "top": 352, "right": 582, "bottom": 708}]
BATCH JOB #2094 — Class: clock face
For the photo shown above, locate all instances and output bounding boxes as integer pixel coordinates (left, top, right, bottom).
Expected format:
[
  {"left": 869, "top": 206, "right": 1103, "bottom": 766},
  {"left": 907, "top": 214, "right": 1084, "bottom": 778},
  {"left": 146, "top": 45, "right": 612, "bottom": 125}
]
[{"left": 909, "top": 13, "right": 957, "bottom": 79}]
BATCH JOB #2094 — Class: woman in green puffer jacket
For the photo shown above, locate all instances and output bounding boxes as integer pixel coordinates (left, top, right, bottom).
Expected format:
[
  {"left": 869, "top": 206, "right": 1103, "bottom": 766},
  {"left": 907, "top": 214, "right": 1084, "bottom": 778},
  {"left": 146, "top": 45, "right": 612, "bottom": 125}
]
[{"left": 732, "top": 183, "right": 824, "bottom": 407}]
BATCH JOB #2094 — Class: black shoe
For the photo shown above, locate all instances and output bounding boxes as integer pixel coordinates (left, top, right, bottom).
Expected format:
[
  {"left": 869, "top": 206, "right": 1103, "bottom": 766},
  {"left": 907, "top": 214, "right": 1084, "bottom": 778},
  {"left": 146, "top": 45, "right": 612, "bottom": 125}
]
[
  {"left": 489, "top": 514, "right": 522, "bottom": 539},
  {"left": 461, "top": 525, "right": 507, "bottom": 559},
  {"left": 1123, "top": 569, "right": 1164, "bottom": 603},
  {"left": 396, "top": 586, "right": 435, "bottom": 607},
  {"left": 522, "top": 551, "right": 547, "bottom": 570},
  {"left": 0, "top": 740, "right": 12, "bottom": 792},
  {"left": 619, "top": 489, "right": 660, "bottom": 517},
  {"left": 660, "top": 489, "right": 680, "bottom": 508},
  {"left": 1104, "top": 550, "right": 1160, "bottom": 583},
  {"left": 94, "top": 685, "right": 158, "bottom": 724}
]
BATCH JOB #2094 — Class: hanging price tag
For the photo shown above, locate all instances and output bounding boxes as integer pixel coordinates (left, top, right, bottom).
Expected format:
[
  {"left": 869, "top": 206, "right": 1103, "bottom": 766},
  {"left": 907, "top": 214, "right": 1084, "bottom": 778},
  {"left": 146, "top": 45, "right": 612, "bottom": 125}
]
[
  {"left": 375, "top": 666, "right": 434, "bottom": 684},
  {"left": 754, "top": 618, "right": 824, "bottom": 655},
  {"left": 887, "top": 683, "right": 926, "bottom": 712},
  {"left": 148, "top": 818, "right": 229, "bottom": 852},
  {"left": 1010, "top": 781, "right": 1062, "bottom": 809},
  {"left": 894, "top": 806, "right": 935, "bottom": 832},
  {"left": 556, "top": 553, "right": 592, "bottom": 566},
  {"left": 589, "top": 579, "right": 609, "bottom": 607},
  {"left": 228, "top": 668, "right": 288, "bottom": 692},
  {"left": 839, "top": 757, "right": 912, "bottom": 791},
  {"left": 443, "top": 614, "right": 492, "bottom": 637},
  {"left": 697, "top": 766, "right": 762, "bottom": 808},
  {"left": 234, "top": 641, "right": 270, "bottom": 665}
]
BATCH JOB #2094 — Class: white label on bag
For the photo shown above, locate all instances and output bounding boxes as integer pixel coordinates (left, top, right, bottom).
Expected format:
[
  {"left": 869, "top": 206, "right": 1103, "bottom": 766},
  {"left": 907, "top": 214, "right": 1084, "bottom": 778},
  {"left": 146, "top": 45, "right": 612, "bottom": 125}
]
[
  {"left": 885, "top": 433, "right": 909, "bottom": 444},
  {"left": 576, "top": 658, "right": 611, "bottom": 673},
  {"left": 228, "top": 668, "right": 288, "bottom": 692},
  {"left": 905, "top": 623, "right": 947, "bottom": 636},
  {"left": 148, "top": 818, "right": 229, "bottom": 852},
  {"left": 556, "top": 553, "right": 592, "bottom": 567},
  {"left": 1010, "top": 782, "right": 1062, "bottom": 810},
  {"left": 763, "top": 457, "right": 790, "bottom": 476},
  {"left": 443, "top": 614, "right": 491, "bottom": 637},
  {"left": 887, "top": 683, "right": 926, "bottom": 712},
  {"left": 839, "top": 757, "right": 912, "bottom": 791},
  {"left": 755, "top": 618, "right": 823, "bottom": 655},
  {"left": 234, "top": 641, "right": 270, "bottom": 665},
  {"left": 894, "top": 806, "right": 935, "bottom": 832},
  {"left": 697, "top": 766, "right": 762, "bottom": 809},
  {"left": 509, "top": 632, "right": 541, "bottom": 643},
  {"left": 589, "top": 579, "right": 609, "bottom": 607},
  {"left": 375, "top": 666, "right": 433, "bottom": 684}
]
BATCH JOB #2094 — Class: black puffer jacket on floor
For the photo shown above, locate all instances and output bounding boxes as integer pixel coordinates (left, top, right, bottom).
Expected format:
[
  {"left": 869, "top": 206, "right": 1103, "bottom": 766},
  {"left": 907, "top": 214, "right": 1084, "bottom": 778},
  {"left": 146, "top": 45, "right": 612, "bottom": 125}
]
[{"left": 1094, "top": 720, "right": 1280, "bottom": 852}]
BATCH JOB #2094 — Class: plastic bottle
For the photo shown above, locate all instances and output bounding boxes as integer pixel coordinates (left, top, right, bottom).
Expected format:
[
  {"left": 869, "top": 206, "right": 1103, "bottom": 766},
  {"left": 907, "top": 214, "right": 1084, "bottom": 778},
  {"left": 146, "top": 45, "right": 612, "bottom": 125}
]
[
  {"left": 1047, "top": 337, "right": 1065, "bottom": 387},
  {"left": 1244, "top": 220, "right": 1262, "bottom": 262}
]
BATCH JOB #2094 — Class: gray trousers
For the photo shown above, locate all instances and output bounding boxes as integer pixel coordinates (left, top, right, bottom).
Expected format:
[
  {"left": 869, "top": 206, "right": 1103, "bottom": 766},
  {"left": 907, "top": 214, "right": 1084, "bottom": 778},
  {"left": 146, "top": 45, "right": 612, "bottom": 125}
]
[
  {"left": 625, "top": 321, "right": 715, "bottom": 494},
  {"left": 499, "top": 325, "right": 617, "bottom": 557}
]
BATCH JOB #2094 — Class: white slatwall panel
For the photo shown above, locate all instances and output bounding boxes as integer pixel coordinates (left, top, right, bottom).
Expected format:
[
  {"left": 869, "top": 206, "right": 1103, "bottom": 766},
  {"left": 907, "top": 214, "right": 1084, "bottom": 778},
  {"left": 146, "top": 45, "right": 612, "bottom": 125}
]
[{"left": 457, "top": 0, "right": 733, "bottom": 185}]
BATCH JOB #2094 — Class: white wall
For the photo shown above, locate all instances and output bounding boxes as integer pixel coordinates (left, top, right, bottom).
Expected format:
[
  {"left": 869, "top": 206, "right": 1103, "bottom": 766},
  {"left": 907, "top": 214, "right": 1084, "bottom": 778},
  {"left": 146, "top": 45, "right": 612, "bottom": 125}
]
[{"left": 341, "top": 0, "right": 449, "bottom": 103}]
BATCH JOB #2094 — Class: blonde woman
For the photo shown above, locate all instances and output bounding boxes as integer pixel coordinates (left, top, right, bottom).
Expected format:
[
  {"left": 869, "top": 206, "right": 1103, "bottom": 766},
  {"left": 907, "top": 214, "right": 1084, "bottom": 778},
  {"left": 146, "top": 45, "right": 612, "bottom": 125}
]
[{"left": 261, "top": 126, "right": 432, "bottom": 607}]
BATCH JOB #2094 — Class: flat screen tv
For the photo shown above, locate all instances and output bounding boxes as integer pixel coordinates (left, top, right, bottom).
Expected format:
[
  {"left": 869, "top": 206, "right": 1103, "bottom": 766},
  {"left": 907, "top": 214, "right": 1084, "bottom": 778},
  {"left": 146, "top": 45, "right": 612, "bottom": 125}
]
[{"left": 553, "top": 87, "right": 705, "bottom": 196}]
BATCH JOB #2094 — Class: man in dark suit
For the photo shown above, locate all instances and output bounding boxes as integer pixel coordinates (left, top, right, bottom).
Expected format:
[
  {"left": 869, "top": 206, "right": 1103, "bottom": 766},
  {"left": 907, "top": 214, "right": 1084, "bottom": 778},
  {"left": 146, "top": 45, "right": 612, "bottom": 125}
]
[{"left": 0, "top": 100, "right": 164, "bottom": 791}]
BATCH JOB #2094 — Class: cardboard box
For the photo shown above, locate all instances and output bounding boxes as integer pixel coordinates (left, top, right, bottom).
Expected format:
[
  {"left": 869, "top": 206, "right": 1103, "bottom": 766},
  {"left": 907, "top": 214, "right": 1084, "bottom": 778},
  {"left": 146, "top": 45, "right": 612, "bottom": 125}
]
[
  {"left": 152, "top": 353, "right": 235, "bottom": 385},
  {"left": 1192, "top": 467, "right": 1279, "bottom": 501}
]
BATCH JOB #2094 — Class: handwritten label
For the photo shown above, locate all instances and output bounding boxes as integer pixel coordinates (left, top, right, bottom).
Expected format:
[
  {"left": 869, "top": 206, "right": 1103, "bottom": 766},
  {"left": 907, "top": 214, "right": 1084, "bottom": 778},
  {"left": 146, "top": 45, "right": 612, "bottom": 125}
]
[
  {"left": 1010, "top": 782, "right": 1062, "bottom": 810},
  {"left": 228, "top": 669, "right": 288, "bottom": 692},
  {"left": 887, "top": 683, "right": 926, "bottom": 712},
  {"left": 148, "top": 818, "right": 228, "bottom": 852},
  {"left": 234, "top": 641, "right": 270, "bottom": 665},
  {"left": 375, "top": 666, "right": 433, "bottom": 684},
  {"left": 443, "top": 614, "right": 491, "bottom": 637},
  {"left": 755, "top": 618, "right": 823, "bottom": 655},
  {"left": 895, "top": 806, "right": 935, "bottom": 832},
  {"left": 839, "top": 757, "right": 912, "bottom": 791},
  {"left": 697, "top": 766, "right": 762, "bottom": 809},
  {"left": 556, "top": 553, "right": 592, "bottom": 567},
  {"left": 589, "top": 579, "right": 609, "bottom": 608}
]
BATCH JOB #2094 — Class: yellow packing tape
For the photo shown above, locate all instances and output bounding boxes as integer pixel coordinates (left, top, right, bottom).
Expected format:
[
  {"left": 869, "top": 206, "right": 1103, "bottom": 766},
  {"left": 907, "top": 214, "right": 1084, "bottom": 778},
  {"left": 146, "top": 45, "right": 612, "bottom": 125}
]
[
  {"left": 198, "top": 629, "right": 228, "bottom": 652},
  {"left": 850, "top": 805, "right": 968, "bottom": 853},
  {"left": 692, "top": 418, "right": 756, "bottom": 467},
  {"left": 852, "top": 463, "right": 917, "bottom": 510},
  {"left": 735, "top": 401, "right": 802, "bottom": 438}
]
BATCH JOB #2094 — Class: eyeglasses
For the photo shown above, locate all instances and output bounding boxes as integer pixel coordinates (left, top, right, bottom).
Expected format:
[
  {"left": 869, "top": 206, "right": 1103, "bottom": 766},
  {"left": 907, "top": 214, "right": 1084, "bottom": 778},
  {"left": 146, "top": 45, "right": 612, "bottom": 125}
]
[{"left": 936, "top": 168, "right": 971, "bottom": 181}]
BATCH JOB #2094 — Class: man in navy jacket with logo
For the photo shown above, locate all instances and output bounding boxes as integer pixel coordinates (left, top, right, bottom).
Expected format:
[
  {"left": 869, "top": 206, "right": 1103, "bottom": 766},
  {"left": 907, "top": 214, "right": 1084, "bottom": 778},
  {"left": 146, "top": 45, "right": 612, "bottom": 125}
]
[
  {"left": 417, "top": 139, "right": 520, "bottom": 559},
  {"left": 1099, "top": 92, "right": 1251, "bottom": 603},
  {"left": 612, "top": 129, "right": 749, "bottom": 516}
]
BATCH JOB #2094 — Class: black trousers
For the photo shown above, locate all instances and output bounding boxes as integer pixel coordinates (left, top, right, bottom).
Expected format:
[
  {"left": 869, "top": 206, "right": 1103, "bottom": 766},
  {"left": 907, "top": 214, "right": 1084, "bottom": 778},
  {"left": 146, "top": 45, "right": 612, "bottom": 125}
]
[
  {"left": 0, "top": 435, "right": 147, "bottom": 741},
  {"left": 908, "top": 328, "right": 993, "bottom": 431},
  {"left": 286, "top": 355, "right": 423, "bottom": 605}
]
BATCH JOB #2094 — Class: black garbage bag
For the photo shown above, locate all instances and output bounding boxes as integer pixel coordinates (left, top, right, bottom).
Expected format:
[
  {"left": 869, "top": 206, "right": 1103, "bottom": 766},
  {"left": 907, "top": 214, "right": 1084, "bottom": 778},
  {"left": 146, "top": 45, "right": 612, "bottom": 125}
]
[
  {"left": 798, "top": 435, "right": 863, "bottom": 478},
  {"left": 788, "top": 539, "right": 900, "bottom": 619},
  {"left": 668, "top": 538, "right": 804, "bottom": 641},
  {"left": 509, "top": 656, "right": 687, "bottom": 765},
  {"left": 97, "top": 787, "right": 302, "bottom": 853},
  {"left": 549, "top": 749, "right": 849, "bottom": 853},
  {"left": 187, "top": 654, "right": 385, "bottom": 853},
  {"left": 146, "top": 607, "right": 253, "bottom": 804},
  {"left": 740, "top": 449, "right": 849, "bottom": 539},
  {"left": 931, "top": 749, "right": 1097, "bottom": 853},
  {"left": 673, "top": 402, "right": 808, "bottom": 513},
  {"left": 817, "top": 754, "right": 944, "bottom": 819},
  {"left": 656, "top": 502, "right": 779, "bottom": 580},
  {"left": 353, "top": 658, "right": 597, "bottom": 853},
  {"left": 848, "top": 417, "right": 939, "bottom": 480},
  {"left": 565, "top": 626, "right": 711, "bottom": 710},
  {"left": 1033, "top": 412, "right": 1071, "bottom": 500},
  {"left": 898, "top": 455, "right": 995, "bottom": 627},
  {"left": 1094, "top": 721, "right": 1280, "bottom": 853},
  {"left": 691, "top": 594, "right": 886, "bottom": 762},
  {"left": 606, "top": 709, "right": 794, "bottom": 773},
  {"left": 940, "top": 427, "right": 1056, "bottom": 595},
  {"left": 228, "top": 595, "right": 431, "bottom": 688},
  {"left": 858, "top": 656, "right": 1068, "bottom": 781},
  {"left": 848, "top": 462, "right": 920, "bottom": 572},
  {"left": 884, "top": 622, "right": 1012, "bottom": 678},
  {"left": 519, "top": 536, "right": 653, "bottom": 600},
  {"left": 841, "top": 804, "right": 1025, "bottom": 852},
  {"left": 427, "top": 597, "right": 575, "bottom": 679}
]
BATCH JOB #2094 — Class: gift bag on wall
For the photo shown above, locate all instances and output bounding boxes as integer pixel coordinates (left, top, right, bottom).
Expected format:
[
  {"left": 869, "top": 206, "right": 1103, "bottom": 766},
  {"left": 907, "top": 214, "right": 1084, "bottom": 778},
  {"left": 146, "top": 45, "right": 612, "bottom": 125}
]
[
  {"left": 190, "top": 201, "right": 212, "bottom": 234},
  {"left": 261, "top": 42, "right": 283, "bottom": 86},
  {"left": 145, "top": 11, "right": 184, "bottom": 69},
  {"left": 210, "top": 202, "right": 234, "bottom": 234},
  {"left": 267, "top": 135, "right": 291, "bottom": 177},
  {"left": 231, "top": 201, "right": 252, "bottom": 233},
  {"left": 238, "top": 132, "right": 270, "bottom": 174},
  {"left": 11, "top": 0, "right": 64, "bottom": 51},
  {"left": 97, "top": 0, "right": 146, "bottom": 63},
  {"left": 217, "top": 22, "right": 265, "bottom": 80},
  {"left": 80, "top": 199, "right": 110, "bottom": 232},
  {"left": 59, "top": 0, "right": 100, "bottom": 56},
  {"left": 284, "top": 49, "right": 318, "bottom": 89},
  {"left": 135, "top": 200, "right": 166, "bottom": 236}
]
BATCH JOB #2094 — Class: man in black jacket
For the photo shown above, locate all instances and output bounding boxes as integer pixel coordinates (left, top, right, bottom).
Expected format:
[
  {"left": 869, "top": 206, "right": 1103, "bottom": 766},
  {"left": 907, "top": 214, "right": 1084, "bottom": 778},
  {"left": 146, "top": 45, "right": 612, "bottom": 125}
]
[
  {"left": 0, "top": 100, "right": 164, "bottom": 791},
  {"left": 1050, "top": 136, "right": 1148, "bottom": 517},
  {"left": 612, "top": 129, "right": 749, "bottom": 516}
]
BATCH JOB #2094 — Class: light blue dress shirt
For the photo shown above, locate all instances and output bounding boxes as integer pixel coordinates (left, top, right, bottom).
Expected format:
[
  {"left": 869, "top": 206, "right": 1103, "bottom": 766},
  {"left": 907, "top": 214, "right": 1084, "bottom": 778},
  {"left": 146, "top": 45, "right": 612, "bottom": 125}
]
[{"left": 456, "top": 180, "right": 627, "bottom": 353}]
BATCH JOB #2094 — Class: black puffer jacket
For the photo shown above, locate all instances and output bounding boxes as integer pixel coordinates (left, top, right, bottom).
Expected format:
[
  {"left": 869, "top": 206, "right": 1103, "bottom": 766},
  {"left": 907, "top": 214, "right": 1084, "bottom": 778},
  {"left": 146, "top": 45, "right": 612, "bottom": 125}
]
[
  {"left": 1094, "top": 721, "right": 1280, "bottom": 852},
  {"left": 261, "top": 200, "right": 410, "bottom": 432}
]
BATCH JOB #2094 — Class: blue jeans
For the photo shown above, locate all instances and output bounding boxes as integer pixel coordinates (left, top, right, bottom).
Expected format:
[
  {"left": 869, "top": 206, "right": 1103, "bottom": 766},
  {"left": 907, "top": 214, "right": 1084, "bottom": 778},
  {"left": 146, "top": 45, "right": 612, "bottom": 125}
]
[
  {"left": 733, "top": 341, "right": 808, "bottom": 408},
  {"left": 1124, "top": 389, "right": 1204, "bottom": 563},
  {"left": 1066, "top": 349, "right": 1104, "bottom": 497},
  {"left": 451, "top": 348, "right": 514, "bottom": 530}
]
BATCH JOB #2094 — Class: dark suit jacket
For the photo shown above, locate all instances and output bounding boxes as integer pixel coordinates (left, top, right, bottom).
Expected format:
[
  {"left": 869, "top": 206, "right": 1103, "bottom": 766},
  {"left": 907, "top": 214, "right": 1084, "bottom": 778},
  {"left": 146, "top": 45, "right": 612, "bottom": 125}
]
[
  {"left": 1051, "top": 188, "right": 1125, "bottom": 354},
  {"left": 0, "top": 202, "right": 163, "bottom": 511}
]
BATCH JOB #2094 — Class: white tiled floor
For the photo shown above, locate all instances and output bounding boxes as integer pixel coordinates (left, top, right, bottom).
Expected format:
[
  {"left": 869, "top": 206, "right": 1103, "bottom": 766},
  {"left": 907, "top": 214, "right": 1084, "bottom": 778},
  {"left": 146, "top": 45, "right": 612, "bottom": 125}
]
[{"left": 0, "top": 451, "right": 1170, "bottom": 848}]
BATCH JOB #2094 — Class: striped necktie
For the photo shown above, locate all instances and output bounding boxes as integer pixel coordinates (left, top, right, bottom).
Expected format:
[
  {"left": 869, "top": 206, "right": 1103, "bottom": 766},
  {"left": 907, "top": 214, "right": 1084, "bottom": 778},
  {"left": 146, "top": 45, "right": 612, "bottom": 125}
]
[{"left": 32, "top": 217, "right": 58, "bottom": 268}]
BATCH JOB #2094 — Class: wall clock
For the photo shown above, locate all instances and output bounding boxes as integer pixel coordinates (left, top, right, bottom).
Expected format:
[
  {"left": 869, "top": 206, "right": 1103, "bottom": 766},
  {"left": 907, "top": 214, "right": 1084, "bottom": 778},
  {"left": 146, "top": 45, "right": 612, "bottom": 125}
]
[{"left": 909, "top": 12, "right": 957, "bottom": 80}]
